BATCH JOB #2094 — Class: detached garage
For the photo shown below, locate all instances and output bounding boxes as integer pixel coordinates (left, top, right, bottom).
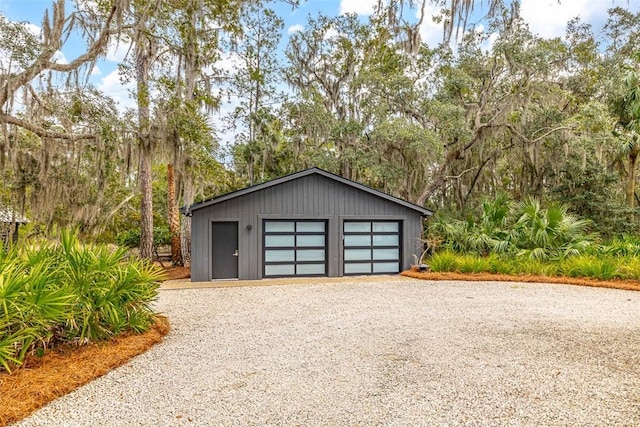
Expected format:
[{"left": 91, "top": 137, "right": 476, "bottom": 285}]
[{"left": 185, "top": 167, "right": 432, "bottom": 281}]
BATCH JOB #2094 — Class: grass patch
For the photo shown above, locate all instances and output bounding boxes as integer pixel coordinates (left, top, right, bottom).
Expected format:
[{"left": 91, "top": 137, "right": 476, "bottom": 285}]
[
  {"left": 560, "top": 256, "right": 620, "bottom": 280},
  {"left": 425, "top": 251, "right": 640, "bottom": 282}
]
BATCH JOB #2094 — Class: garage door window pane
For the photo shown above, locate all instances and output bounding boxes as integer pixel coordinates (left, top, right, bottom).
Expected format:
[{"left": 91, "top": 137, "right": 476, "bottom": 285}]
[
  {"left": 345, "top": 249, "right": 371, "bottom": 261},
  {"left": 297, "top": 222, "right": 325, "bottom": 232},
  {"left": 344, "top": 263, "right": 372, "bottom": 274},
  {"left": 344, "top": 222, "right": 371, "bottom": 232},
  {"left": 345, "top": 234, "right": 371, "bottom": 247},
  {"left": 296, "top": 264, "right": 325, "bottom": 275},
  {"left": 373, "top": 222, "right": 399, "bottom": 232},
  {"left": 373, "top": 248, "right": 399, "bottom": 260},
  {"left": 373, "top": 234, "right": 399, "bottom": 246},
  {"left": 264, "top": 264, "right": 295, "bottom": 276},
  {"left": 265, "top": 250, "right": 295, "bottom": 262},
  {"left": 297, "top": 249, "right": 325, "bottom": 262},
  {"left": 373, "top": 262, "right": 399, "bottom": 273},
  {"left": 296, "top": 234, "right": 325, "bottom": 247},
  {"left": 264, "top": 222, "right": 295, "bottom": 232},
  {"left": 265, "top": 235, "right": 295, "bottom": 247}
]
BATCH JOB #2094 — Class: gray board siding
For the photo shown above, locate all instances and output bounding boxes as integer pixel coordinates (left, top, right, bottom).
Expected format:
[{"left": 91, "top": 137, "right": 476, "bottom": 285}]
[{"left": 191, "top": 173, "right": 425, "bottom": 281}]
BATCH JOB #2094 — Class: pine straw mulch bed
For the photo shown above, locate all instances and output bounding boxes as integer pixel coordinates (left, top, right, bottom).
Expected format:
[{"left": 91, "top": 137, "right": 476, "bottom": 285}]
[
  {"left": 161, "top": 265, "right": 191, "bottom": 281},
  {"left": 0, "top": 316, "right": 170, "bottom": 427},
  {"left": 401, "top": 269, "right": 640, "bottom": 292}
]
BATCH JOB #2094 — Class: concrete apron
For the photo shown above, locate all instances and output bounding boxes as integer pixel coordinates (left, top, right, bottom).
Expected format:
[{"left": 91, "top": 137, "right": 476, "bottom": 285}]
[{"left": 160, "top": 274, "right": 412, "bottom": 290}]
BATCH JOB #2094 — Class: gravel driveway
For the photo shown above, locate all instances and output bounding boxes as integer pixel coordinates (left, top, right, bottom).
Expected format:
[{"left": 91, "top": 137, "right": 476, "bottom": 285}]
[{"left": 16, "top": 277, "right": 640, "bottom": 426}]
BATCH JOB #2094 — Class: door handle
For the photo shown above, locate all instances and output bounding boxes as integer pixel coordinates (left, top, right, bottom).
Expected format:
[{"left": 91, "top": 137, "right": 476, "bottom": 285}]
[{"left": 232, "top": 249, "right": 239, "bottom": 257}]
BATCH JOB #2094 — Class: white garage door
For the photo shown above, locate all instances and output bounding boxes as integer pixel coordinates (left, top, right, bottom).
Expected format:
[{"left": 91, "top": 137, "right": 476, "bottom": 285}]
[
  {"left": 263, "top": 220, "right": 327, "bottom": 277},
  {"left": 343, "top": 221, "right": 401, "bottom": 275}
]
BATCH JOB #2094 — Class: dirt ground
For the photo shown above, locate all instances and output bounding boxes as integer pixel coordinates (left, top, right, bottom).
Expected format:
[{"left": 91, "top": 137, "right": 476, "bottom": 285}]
[{"left": 160, "top": 265, "right": 190, "bottom": 281}]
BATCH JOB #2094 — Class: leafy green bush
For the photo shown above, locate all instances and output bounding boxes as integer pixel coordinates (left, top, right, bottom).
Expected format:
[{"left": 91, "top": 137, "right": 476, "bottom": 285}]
[
  {"left": 0, "top": 230, "right": 163, "bottom": 372},
  {"left": 510, "top": 198, "right": 594, "bottom": 261},
  {"left": 616, "top": 257, "right": 640, "bottom": 280},
  {"left": 515, "top": 259, "right": 559, "bottom": 277},
  {"left": 596, "top": 235, "right": 640, "bottom": 257},
  {"left": 559, "top": 255, "right": 620, "bottom": 280},
  {"left": 457, "top": 255, "right": 490, "bottom": 273},
  {"left": 429, "top": 195, "right": 595, "bottom": 261},
  {"left": 428, "top": 250, "right": 461, "bottom": 272},
  {"left": 116, "top": 226, "right": 171, "bottom": 249}
]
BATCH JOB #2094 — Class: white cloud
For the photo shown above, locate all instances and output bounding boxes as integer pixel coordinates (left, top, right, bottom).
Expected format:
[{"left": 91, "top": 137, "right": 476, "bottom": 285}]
[
  {"left": 519, "top": 0, "right": 600, "bottom": 39},
  {"left": 324, "top": 26, "right": 339, "bottom": 41},
  {"left": 25, "top": 23, "right": 41, "bottom": 38},
  {"left": 417, "top": 3, "right": 453, "bottom": 48},
  {"left": 52, "top": 50, "right": 68, "bottom": 64},
  {"left": 214, "top": 51, "right": 243, "bottom": 72},
  {"left": 90, "top": 65, "right": 101, "bottom": 76},
  {"left": 97, "top": 69, "right": 135, "bottom": 110},
  {"left": 105, "top": 36, "right": 132, "bottom": 63},
  {"left": 339, "top": 0, "right": 376, "bottom": 16},
  {"left": 288, "top": 24, "right": 304, "bottom": 34},
  {"left": 473, "top": 24, "right": 499, "bottom": 53}
]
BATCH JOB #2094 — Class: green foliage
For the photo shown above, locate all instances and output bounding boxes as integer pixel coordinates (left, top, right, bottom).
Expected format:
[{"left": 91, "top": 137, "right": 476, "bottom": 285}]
[
  {"left": 550, "top": 155, "right": 633, "bottom": 237},
  {"left": 0, "top": 230, "right": 162, "bottom": 372},
  {"left": 426, "top": 251, "right": 640, "bottom": 281},
  {"left": 510, "top": 197, "right": 594, "bottom": 261},
  {"left": 116, "top": 227, "right": 171, "bottom": 249},
  {"left": 428, "top": 250, "right": 461, "bottom": 272},
  {"left": 596, "top": 235, "right": 640, "bottom": 257},
  {"left": 559, "top": 256, "right": 619, "bottom": 280},
  {"left": 430, "top": 195, "right": 595, "bottom": 260}
]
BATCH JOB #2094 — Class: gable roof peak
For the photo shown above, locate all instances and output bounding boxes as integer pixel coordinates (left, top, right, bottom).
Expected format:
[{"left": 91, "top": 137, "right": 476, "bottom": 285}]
[{"left": 183, "top": 167, "right": 432, "bottom": 216}]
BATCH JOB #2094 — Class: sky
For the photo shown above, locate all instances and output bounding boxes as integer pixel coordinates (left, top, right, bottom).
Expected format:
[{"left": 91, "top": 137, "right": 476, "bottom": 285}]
[{"left": 1, "top": 0, "right": 639, "bottom": 115}]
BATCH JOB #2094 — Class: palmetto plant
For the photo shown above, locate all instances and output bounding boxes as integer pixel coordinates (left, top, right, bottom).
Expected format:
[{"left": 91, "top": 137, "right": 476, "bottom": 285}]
[
  {"left": 57, "top": 230, "right": 163, "bottom": 342},
  {"left": 429, "top": 195, "right": 595, "bottom": 261},
  {"left": 510, "top": 197, "right": 594, "bottom": 260},
  {"left": 432, "top": 193, "right": 516, "bottom": 255},
  {"left": 0, "top": 230, "right": 162, "bottom": 372}
]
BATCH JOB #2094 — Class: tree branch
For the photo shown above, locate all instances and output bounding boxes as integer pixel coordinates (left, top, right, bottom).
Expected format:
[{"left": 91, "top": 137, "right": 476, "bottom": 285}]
[{"left": 0, "top": 113, "right": 95, "bottom": 140}]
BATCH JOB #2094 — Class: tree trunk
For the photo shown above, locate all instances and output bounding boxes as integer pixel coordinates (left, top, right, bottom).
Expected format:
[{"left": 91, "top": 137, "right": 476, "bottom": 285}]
[
  {"left": 415, "top": 148, "right": 462, "bottom": 206},
  {"left": 180, "top": 177, "right": 193, "bottom": 265},
  {"left": 627, "top": 147, "right": 638, "bottom": 222},
  {"left": 136, "top": 33, "right": 154, "bottom": 260},
  {"left": 139, "top": 144, "right": 154, "bottom": 259},
  {"left": 167, "top": 163, "right": 183, "bottom": 266}
]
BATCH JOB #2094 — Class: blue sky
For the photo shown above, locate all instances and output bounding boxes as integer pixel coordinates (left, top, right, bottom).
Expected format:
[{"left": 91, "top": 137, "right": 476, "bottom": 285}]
[{"left": 1, "top": 0, "right": 639, "bottom": 112}]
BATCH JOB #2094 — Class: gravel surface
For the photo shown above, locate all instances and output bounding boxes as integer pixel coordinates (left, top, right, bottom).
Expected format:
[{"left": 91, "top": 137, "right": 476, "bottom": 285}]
[{"left": 15, "top": 277, "right": 640, "bottom": 426}]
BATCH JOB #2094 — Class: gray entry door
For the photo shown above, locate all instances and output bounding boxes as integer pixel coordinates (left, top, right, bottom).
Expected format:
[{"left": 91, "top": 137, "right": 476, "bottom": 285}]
[{"left": 211, "top": 222, "right": 238, "bottom": 279}]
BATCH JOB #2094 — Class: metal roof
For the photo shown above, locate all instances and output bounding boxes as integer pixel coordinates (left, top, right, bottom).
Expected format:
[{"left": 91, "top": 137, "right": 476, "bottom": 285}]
[{"left": 184, "top": 167, "right": 433, "bottom": 216}]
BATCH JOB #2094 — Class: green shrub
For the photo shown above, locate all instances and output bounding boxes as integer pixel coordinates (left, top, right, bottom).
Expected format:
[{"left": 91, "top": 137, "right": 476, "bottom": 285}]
[
  {"left": 0, "top": 230, "right": 163, "bottom": 372},
  {"left": 560, "top": 255, "right": 620, "bottom": 280},
  {"left": 116, "top": 227, "right": 171, "bottom": 249},
  {"left": 428, "top": 195, "right": 595, "bottom": 261},
  {"left": 616, "top": 257, "right": 640, "bottom": 280},
  {"left": 457, "top": 255, "right": 490, "bottom": 273},
  {"left": 428, "top": 250, "right": 460, "bottom": 272},
  {"left": 597, "top": 235, "right": 640, "bottom": 257},
  {"left": 486, "top": 254, "right": 516, "bottom": 274}
]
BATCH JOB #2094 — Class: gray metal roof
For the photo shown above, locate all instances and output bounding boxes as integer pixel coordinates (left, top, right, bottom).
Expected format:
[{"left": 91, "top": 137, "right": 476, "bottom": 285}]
[
  {"left": 184, "top": 167, "right": 433, "bottom": 216},
  {"left": 0, "top": 207, "right": 28, "bottom": 223}
]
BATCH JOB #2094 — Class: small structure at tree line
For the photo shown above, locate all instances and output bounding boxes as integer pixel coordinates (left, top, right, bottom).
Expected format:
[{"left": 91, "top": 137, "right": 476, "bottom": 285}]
[
  {"left": 0, "top": 207, "right": 28, "bottom": 247},
  {"left": 183, "top": 167, "right": 432, "bottom": 281}
]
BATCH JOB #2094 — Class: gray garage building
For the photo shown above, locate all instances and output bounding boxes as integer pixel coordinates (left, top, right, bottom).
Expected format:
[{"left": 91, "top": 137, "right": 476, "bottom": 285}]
[{"left": 185, "top": 167, "right": 432, "bottom": 281}]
